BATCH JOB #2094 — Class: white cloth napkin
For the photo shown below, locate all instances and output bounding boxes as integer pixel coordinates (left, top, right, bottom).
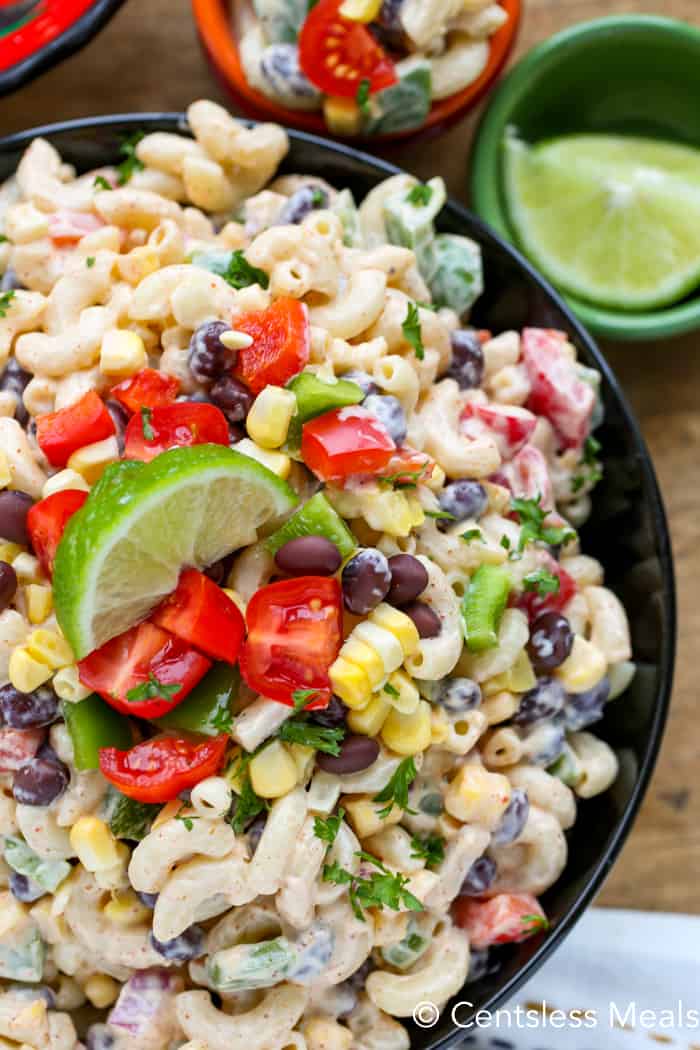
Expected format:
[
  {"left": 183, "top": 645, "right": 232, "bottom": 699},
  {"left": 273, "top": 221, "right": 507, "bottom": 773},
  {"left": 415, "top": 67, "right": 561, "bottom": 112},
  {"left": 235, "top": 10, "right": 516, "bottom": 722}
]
[{"left": 456, "top": 908, "right": 700, "bottom": 1048}]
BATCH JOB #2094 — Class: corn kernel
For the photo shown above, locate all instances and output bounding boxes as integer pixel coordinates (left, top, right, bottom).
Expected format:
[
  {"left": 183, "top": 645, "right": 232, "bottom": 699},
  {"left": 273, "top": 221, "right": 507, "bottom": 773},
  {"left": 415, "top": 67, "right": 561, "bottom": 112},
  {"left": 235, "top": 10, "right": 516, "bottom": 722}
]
[
  {"left": 119, "top": 246, "right": 160, "bottom": 285},
  {"left": 353, "top": 621, "right": 403, "bottom": 675},
  {"left": 94, "top": 843, "right": 130, "bottom": 890},
  {"left": 383, "top": 669, "right": 420, "bottom": 714},
  {"left": 235, "top": 437, "right": 291, "bottom": 479},
  {"left": 223, "top": 587, "right": 246, "bottom": 615},
  {"left": 84, "top": 974, "right": 120, "bottom": 1009},
  {"left": 381, "top": 700, "right": 432, "bottom": 756},
  {"left": 52, "top": 664, "right": 92, "bottom": 703},
  {"left": 25, "top": 584, "right": 53, "bottom": 625},
  {"left": 343, "top": 794, "right": 403, "bottom": 838},
  {"left": 506, "top": 648, "right": 536, "bottom": 693},
  {"left": 430, "top": 707, "right": 451, "bottom": 746},
  {"left": 444, "top": 765, "right": 511, "bottom": 829},
  {"left": 8, "top": 648, "right": 52, "bottom": 692},
  {"left": 25, "top": 628, "right": 74, "bottom": 670},
  {"left": 323, "top": 96, "right": 363, "bottom": 137},
  {"left": 339, "top": 0, "right": 382, "bottom": 22},
  {"left": 555, "top": 635, "right": 607, "bottom": 693},
  {"left": 68, "top": 436, "right": 120, "bottom": 484},
  {"left": 249, "top": 739, "right": 298, "bottom": 798},
  {"left": 369, "top": 604, "right": 420, "bottom": 658},
  {"left": 329, "top": 656, "right": 372, "bottom": 710},
  {"left": 99, "top": 329, "right": 148, "bottom": 378},
  {"left": 347, "top": 693, "right": 390, "bottom": 736},
  {"left": 103, "top": 889, "right": 152, "bottom": 926},
  {"left": 246, "top": 386, "right": 296, "bottom": 449},
  {"left": 0, "top": 451, "right": 11, "bottom": 490},
  {"left": 0, "top": 541, "right": 23, "bottom": 563},
  {"left": 360, "top": 489, "right": 418, "bottom": 537},
  {"left": 340, "top": 634, "right": 386, "bottom": 689},
  {"left": 12, "top": 552, "right": 44, "bottom": 584},
  {"left": 42, "top": 469, "right": 90, "bottom": 498},
  {"left": 286, "top": 742, "right": 315, "bottom": 784},
  {"left": 426, "top": 464, "right": 446, "bottom": 491},
  {"left": 69, "top": 817, "right": 122, "bottom": 872},
  {"left": 404, "top": 493, "right": 425, "bottom": 530}
]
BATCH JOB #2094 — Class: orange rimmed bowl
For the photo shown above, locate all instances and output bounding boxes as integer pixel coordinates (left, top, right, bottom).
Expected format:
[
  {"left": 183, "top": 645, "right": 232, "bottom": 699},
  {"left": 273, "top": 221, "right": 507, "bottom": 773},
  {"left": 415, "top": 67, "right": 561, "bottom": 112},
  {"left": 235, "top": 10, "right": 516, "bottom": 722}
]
[{"left": 191, "top": 0, "right": 521, "bottom": 144}]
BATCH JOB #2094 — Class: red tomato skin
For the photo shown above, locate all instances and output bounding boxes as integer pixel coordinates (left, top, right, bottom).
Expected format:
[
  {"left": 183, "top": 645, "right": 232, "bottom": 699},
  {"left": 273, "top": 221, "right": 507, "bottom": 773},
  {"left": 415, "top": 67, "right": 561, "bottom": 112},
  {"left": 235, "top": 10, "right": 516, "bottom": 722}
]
[
  {"left": 498, "top": 444, "right": 554, "bottom": 510},
  {"left": 48, "top": 211, "right": 104, "bottom": 246},
  {"left": 521, "top": 328, "right": 595, "bottom": 450},
  {"left": 27, "top": 489, "right": 88, "bottom": 574},
  {"left": 36, "top": 391, "right": 116, "bottom": 468},
  {"left": 0, "top": 727, "right": 45, "bottom": 773},
  {"left": 233, "top": 298, "right": 310, "bottom": 395},
  {"left": 151, "top": 569, "right": 245, "bottom": 665},
  {"left": 124, "top": 403, "right": 229, "bottom": 462},
  {"left": 301, "top": 407, "right": 396, "bottom": 483},
  {"left": 515, "top": 551, "right": 577, "bottom": 622},
  {"left": 78, "top": 622, "right": 212, "bottom": 718},
  {"left": 239, "top": 576, "right": 342, "bottom": 706},
  {"left": 111, "top": 368, "right": 180, "bottom": 414},
  {"left": 299, "top": 0, "right": 397, "bottom": 98},
  {"left": 461, "top": 402, "right": 537, "bottom": 461},
  {"left": 453, "top": 893, "right": 546, "bottom": 949},
  {"left": 99, "top": 734, "right": 228, "bottom": 803}
]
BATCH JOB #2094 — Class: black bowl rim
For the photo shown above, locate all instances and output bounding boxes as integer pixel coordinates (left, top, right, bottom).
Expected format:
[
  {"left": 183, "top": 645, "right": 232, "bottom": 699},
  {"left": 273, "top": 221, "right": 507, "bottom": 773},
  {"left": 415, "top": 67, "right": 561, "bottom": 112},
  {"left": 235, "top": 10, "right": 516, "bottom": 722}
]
[
  {"left": 0, "top": 0, "right": 127, "bottom": 99},
  {"left": 0, "top": 112, "right": 677, "bottom": 1047}
]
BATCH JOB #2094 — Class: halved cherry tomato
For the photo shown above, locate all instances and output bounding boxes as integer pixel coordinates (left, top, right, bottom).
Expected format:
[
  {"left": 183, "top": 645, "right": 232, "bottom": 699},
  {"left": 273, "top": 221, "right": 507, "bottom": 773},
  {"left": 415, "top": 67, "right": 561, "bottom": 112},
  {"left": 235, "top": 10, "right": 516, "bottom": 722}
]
[
  {"left": 299, "top": 0, "right": 397, "bottom": 98},
  {"left": 27, "top": 489, "right": 88, "bottom": 575},
  {"left": 461, "top": 402, "right": 537, "bottom": 461},
  {"left": 453, "top": 893, "right": 547, "bottom": 949},
  {"left": 99, "top": 734, "right": 228, "bottom": 803},
  {"left": 302, "top": 407, "right": 395, "bottom": 483},
  {"left": 36, "top": 391, "right": 116, "bottom": 468},
  {"left": 78, "top": 621, "right": 212, "bottom": 718},
  {"left": 515, "top": 551, "right": 577, "bottom": 622},
  {"left": 124, "top": 402, "right": 229, "bottom": 462},
  {"left": 239, "top": 576, "right": 342, "bottom": 706},
  {"left": 522, "top": 328, "right": 595, "bottom": 450},
  {"left": 0, "top": 727, "right": 45, "bottom": 774},
  {"left": 233, "top": 298, "right": 310, "bottom": 395},
  {"left": 151, "top": 568, "right": 245, "bottom": 665},
  {"left": 48, "top": 210, "right": 104, "bottom": 247},
  {"left": 111, "top": 368, "right": 180, "bottom": 414}
]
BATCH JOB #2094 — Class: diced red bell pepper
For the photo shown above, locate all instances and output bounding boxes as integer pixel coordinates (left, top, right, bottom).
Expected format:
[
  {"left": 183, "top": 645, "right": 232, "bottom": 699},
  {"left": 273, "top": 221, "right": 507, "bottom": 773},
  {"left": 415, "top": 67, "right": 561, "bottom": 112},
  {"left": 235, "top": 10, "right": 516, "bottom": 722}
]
[
  {"left": 499, "top": 444, "right": 554, "bottom": 510},
  {"left": 461, "top": 402, "right": 537, "bottom": 461},
  {"left": 111, "top": 368, "right": 180, "bottom": 414},
  {"left": 124, "top": 402, "right": 229, "bottom": 463},
  {"left": 36, "top": 391, "right": 116, "bottom": 468},
  {"left": 233, "top": 298, "right": 310, "bottom": 395},
  {"left": 453, "top": 893, "right": 548, "bottom": 949},
  {"left": 302, "top": 407, "right": 395, "bottom": 483},
  {"left": 515, "top": 550, "right": 577, "bottom": 621},
  {"left": 27, "top": 489, "right": 88, "bottom": 575},
  {"left": 522, "top": 328, "right": 595, "bottom": 451},
  {"left": 381, "top": 446, "right": 436, "bottom": 488},
  {"left": 0, "top": 727, "right": 45, "bottom": 773},
  {"left": 151, "top": 568, "right": 245, "bottom": 666},
  {"left": 48, "top": 210, "right": 104, "bottom": 246},
  {"left": 99, "top": 734, "right": 228, "bottom": 803}
]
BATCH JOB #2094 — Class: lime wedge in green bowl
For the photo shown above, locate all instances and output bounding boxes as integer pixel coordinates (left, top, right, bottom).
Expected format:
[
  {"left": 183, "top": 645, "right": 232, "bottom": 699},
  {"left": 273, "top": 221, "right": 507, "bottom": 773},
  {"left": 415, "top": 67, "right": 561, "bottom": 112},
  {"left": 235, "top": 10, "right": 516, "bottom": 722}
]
[
  {"left": 503, "top": 130, "right": 700, "bottom": 312},
  {"left": 54, "top": 444, "right": 297, "bottom": 660}
]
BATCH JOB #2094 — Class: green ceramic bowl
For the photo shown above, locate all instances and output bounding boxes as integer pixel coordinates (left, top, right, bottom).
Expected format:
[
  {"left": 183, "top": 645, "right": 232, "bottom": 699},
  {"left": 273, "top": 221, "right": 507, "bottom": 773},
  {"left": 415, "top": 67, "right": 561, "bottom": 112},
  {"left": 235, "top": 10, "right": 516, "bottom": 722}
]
[{"left": 470, "top": 15, "right": 700, "bottom": 340}]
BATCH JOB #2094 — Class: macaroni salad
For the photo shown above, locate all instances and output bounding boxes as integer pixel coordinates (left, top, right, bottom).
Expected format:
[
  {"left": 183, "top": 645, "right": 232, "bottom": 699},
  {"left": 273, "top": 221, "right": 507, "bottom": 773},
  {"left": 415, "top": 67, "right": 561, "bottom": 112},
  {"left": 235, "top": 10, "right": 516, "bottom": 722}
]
[
  {"left": 237, "top": 0, "right": 509, "bottom": 136},
  {"left": 0, "top": 101, "right": 633, "bottom": 1050}
]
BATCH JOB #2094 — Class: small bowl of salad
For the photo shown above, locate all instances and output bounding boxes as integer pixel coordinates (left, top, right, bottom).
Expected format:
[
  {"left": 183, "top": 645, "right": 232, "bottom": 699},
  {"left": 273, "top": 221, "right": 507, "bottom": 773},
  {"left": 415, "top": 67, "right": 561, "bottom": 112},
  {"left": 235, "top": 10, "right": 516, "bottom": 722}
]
[{"left": 192, "top": 0, "right": 521, "bottom": 141}]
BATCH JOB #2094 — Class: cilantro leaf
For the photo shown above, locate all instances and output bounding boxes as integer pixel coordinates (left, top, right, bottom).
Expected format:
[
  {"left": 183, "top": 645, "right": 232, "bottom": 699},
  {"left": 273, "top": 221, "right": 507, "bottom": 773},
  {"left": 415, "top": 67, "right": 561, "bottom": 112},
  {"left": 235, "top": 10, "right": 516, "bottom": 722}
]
[
  {"left": 461, "top": 528, "right": 483, "bottom": 543},
  {"left": 372, "top": 757, "right": 418, "bottom": 819},
  {"left": 116, "top": 132, "right": 145, "bottom": 185},
  {"left": 209, "top": 705, "right": 235, "bottom": 735},
  {"left": 356, "top": 78, "right": 371, "bottom": 116},
  {"left": 410, "top": 833, "right": 445, "bottom": 869},
  {"left": 278, "top": 718, "right": 345, "bottom": 756},
  {"left": 93, "top": 175, "right": 112, "bottom": 191},
  {"left": 228, "top": 755, "right": 268, "bottom": 835},
  {"left": 511, "top": 495, "right": 576, "bottom": 552},
  {"left": 140, "top": 406, "right": 155, "bottom": 441},
  {"left": 313, "top": 809, "right": 344, "bottom": 847},
  {"left": 0, "top": 290, "right": 15, "bottom": 319},
  {"left": 175, "top": 806, "right": 200, "bottom": 831},
  {"left": 383, "top": 682, "right": 400, "bottom": 698},
  {"left": 86, "top": 256, "right": 96, "bottom": 268},
  {"left": 500, "top": 534, "right": 511, "bottom": 550},
  {"left": 377, "top": 468, "right": 426, "bottom": 490},
  {"left": 323, "top": 850, "right": 424, "bottom": 921},
  {"left": 522, "top": 913, "right": 550, "bottom": 933},
  {"left": 523, "top": 569, "right": 560, "bottom": 598},
  {"left": 402, "top": 302, "right": 424, "bottom": 360},
  {"left": 292, "top": 689, "right": 320, "bottom": 712},
  {"left": 583, "top": 435, "right": 601, "bottom": 464},
  {"left": 406, "top": 184, "right": 433, "bottom": 206},
  {"left": 311, "top": 188, "right": 326, "bottom": 207},
  {"left": 424, "top": 509, "right": 456, "bottom": 521},
  {"left": 125, "top": 672, "right": 181, "bottom": 704},
  {"left": 0, "top": 234, "right": 8, "bottom": 244},
  {"left": 223, "top": 250, "right": 269, "bottom": 290}
]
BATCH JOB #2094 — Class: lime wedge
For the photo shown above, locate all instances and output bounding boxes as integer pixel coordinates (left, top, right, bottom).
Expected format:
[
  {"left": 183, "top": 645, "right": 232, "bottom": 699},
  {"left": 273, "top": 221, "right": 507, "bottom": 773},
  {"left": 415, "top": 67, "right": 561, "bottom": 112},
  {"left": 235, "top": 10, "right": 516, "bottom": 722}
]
[
  {"left": 54, "top": 445, "right": 297, "bottom": 659},
  {"left": 503, "top": 130, "right": 700, "bottom": 311}
]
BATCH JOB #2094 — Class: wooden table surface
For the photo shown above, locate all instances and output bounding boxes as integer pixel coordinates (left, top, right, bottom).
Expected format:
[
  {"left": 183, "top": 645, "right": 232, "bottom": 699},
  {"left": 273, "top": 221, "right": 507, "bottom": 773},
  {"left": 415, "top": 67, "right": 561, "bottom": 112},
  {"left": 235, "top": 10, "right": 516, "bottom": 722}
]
[{"left": 4, "top": 0, "right": 699, "bottom": 913}]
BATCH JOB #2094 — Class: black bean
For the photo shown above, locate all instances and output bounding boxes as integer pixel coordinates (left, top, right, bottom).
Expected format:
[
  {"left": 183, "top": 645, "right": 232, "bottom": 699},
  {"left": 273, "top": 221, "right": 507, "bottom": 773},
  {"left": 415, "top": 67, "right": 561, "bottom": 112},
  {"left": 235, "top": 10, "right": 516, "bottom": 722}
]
[
  {"left": 275, "top": 536, "right": 342, "bottom": 577},
  {"left": 136, "top": 891, "right": 158, "bottom": 909},
  {"left": 465, "top": 947, "right": 500, "bottom": 984},
  {"left": 13, "top": 752, "right": 69, "bottom": 806},
  {"left": 85, "top": 1024, "right": 115, "bottom": 1050},
  {"left": 1, "top": 268, "right": 25, "bottom": 292},
  {"left": 0, "top": 358, "right": 31, "bottom": 426},
  {"left": 0, "top": 561, "right": 16, "bottom": 612},
  {"left": 188, "top": 321, "right": 234, "bottom": 384},
  {"left": 512, "top": 677, "right": 567, "bottom": 725},
  {"left": 0, "top": 684, "right": 58, "bottom": 729},
  {"left": 340, "top": 370, "right": 378, "bottom": 397},
  {"left": 527, "top": 612, "right": 574, "bottom": 675},
  {"left": 341, "top": 548, "right": 391, "bottom": 615},
  {"left": 0, "top": 491, "right": 33, "bottom": 545},
  {"left": 418, "top": 791, "right": 444, "bottom": 816},
  {"left": 446, "top": 329, "right": 484, "bottom": 389},
  {"left": 209, "top": 375, "right": 254, "bottom": 423},
  {"left": 435, "top": 677, "right": 481, "bottom": 714},
  {"left": 259, "top": 44, "right": 320, "bottom": 102},
  {"left": 372, "top": 0, "right": 407, "bottom": 50},
  {"left": 520, "top": 721, "right": 566, "bottom": 767},
  {"left": 316, "top": 734, "right": 380, "bottom": 774},
  {"left": 204, "top": 552, "right": 235, "bottom": 586},
  {"left": 492, "top": 788, "right": 529, "bottom": 845},
  {"left": 150, "top": 924, "right": 205, "bottom": 962},
  {"left": 104, "top": 399, "right": 130, "bottom": 456},
  {"left": 438, "top": 480, "right": 488, "bottom": 524},
  {"left": 309, "top": 695, "right": 347, "bottom": 729},
  {"left": 402, "top": 601, "right": 441, "bottom": 638},
  {"left": 246, "top": 814, "right": 267, "bottom": 853},
  {"left": 362, "top": 394, "right": 407, "bottom": 445},
  {"left": 9, "top": 871, "right": 44, "bottom": 903},
  {"left": 561, "top": 677, "right": 610, "bottom": 731},
  {"left": 460, "top": 855, "right": 497, "bottom": 895},
  {"left": 386, "top": 554, "right": 428, "bottom": 607},
  {"left": 277, "top": 185, "right": 329, "bottom": 225}
]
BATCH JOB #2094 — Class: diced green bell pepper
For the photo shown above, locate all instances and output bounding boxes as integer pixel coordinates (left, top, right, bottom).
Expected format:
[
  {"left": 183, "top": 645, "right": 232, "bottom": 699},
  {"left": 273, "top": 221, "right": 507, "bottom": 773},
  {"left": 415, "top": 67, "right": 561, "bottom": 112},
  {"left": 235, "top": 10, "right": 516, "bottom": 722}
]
[
  {"left": 462, "top": 564, "right": 510, "bottom": 652},
  {"left": 285, "top": 371, "right": 364, "bottom": 450},
  {"left": 103, "top": 789, "right": 160, "bottom": 842},
  {"left": 62, "top": 694, "right": 133, "bottom": 771},
  {"left": 156, "top": 663, "right": 241, "bottom": 737},
  {"left": 3, "top": 836, "right": 71, "bottom": 893},
  {"left": 0, "top": 923, "right": 45, "bottom": 982},
  {"left": 424, "top": 233, "right": 484, "bottom": 318},
  {"left": 364, "top": 58, "right": 433, "bottom": 137},
  {"left": 265, "top": 492, "right": 357, "bottom": 560},
  {"left": 380, "top": 920, "right": 431, "bottom": 970}
]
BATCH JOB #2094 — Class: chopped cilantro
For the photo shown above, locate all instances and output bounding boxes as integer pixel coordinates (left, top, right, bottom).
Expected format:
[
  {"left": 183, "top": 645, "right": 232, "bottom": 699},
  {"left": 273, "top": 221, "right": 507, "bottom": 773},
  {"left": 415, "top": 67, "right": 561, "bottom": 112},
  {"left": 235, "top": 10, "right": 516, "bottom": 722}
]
[
  {"left": 125, "top": 673, "right": 180, "bottom": 704},
  {"left": 116, "top": 131, "right": 145, "bottom": 185},
  {"left": 583, "top": 435, "right": 601, "bottom": 464},
  {"left": 373, "top": 757, "right": 417, "bottom": 819},
  {"left": 93, "top": 175, "right": 112, "bottom": 191},
  {"left": 356, "top": 78, "right": 372, "bottom": 116},
  {"left": 383, "top": 682, "right": 400, "bottom": 698},
  {"left": 140, "top": 406, "right": 155, "bottom": 441},
  {"left": 410, "top": 833, "right": 445, "bottom": 869},
  {"left": 0, "top": 290, "right": 15, "bottom": 318},
  {"left": 311, "top": 188, "right": 326, "bottom": 207},
  {"left": 292, "top": 689, "right": 320, "bottom": 712},
  {"left": 522, "top": 913, "right": 550, "bottom": 933},
  {"left": 223, "top": 250, "right": 269, "bottom": 290},
  {"left": 227, "top": 751, "right": 269, "bottom": 835},
  {"left": 313, "top": 809, "right": 344, "bottom": 847},
  {"left": 86, "top": 256, "right": 96, "bottom": 268},
  {"left": 209, "top": 705, "right": 235, "bottom": 735},
  {"left": 406, "top": 184, "right": 433, "bottom": 206},
  {"left": 424, "top": 509, "right": 456, "bottom": 521},
  {"left": 377, "top": 467, "right": 425, "bottom": 490},
  {"left": 323, "top": 850, "right": 423, "bottom": 921},
  {"left": 511, "top": 495, "right": 577, "bottom": 552},
  {"left": 500, "top": 534, "right": 511, "bottom": 550},
  {"left": 0, "top": 234, "right": 8, "bottom": 244},
  {"left": 278, "top": 718, "right": 344, "bottom": 756},
  {"left": 523, "top": 569, "right": 560, "bottom": 598},
  {"left": 175, "top": 806, "right": 200, "bottom": 832},
  {"left": 402, "top": 302, "right": 424, "bottom": 361},
  {"left": 461, "top": 528, "right": 483, "bottom": 544}
]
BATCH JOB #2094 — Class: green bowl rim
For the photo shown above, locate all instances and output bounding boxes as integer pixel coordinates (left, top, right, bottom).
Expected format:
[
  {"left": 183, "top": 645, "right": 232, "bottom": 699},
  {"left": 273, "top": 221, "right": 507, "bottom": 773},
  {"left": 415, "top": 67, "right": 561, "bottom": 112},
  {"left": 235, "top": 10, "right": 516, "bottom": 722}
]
[{"left": 470, "top": 14, "right": 700, "bottom": 341}]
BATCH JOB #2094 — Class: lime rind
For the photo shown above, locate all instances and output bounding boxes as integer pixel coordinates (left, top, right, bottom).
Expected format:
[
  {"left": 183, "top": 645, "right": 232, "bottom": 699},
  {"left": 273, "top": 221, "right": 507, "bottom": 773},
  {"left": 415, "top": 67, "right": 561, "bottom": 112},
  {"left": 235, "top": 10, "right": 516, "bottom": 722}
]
[
  {"left": 503, "top": 130, "right": 700, "bottom": 311},
  {"left": 54, "top": 445, "right": 297, "bottom": 659}
]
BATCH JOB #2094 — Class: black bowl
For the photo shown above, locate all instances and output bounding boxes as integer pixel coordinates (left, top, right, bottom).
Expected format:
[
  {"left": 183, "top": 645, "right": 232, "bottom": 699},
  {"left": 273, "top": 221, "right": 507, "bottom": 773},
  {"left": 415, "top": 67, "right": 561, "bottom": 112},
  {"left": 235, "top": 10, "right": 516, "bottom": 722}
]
[{"left": 0, "top": 115, "right": 676, "bottom": 1047}]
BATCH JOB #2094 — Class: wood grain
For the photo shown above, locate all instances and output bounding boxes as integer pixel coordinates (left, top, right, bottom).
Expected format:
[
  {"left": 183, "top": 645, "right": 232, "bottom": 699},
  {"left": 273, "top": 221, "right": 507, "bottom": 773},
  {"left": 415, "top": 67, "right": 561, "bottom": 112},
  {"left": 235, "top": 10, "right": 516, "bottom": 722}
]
[{"left": 6, "top": 0, "right": 699, "bottom": 913}]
